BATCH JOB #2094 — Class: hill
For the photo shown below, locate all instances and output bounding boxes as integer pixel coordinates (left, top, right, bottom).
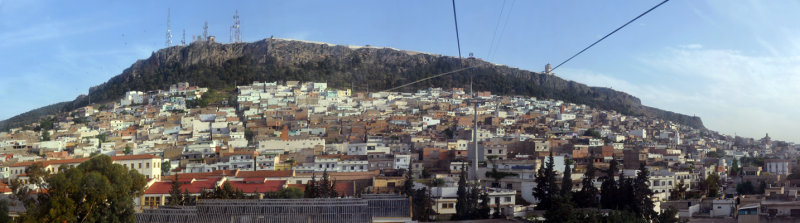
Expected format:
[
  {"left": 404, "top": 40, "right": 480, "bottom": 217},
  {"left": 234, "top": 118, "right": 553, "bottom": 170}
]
[{"left": 0, "top": 38, "right": 703, "bottom": 130}]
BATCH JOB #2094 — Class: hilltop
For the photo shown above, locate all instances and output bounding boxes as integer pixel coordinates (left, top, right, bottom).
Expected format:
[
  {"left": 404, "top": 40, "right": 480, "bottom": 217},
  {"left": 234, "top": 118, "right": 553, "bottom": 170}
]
[{"left": 0, "top": 38, "right": 703, "bottom": 130}]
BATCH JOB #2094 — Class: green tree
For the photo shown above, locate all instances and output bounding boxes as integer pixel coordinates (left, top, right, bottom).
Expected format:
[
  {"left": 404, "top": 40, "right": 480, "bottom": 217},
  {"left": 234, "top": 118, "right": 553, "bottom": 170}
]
[
  {"left": 477, "top": 191, "right": 491, "bottom": 219},
  {"left": 705, "top": 151, "right": 722, "bottom": 158},
  {"left": 318, "top": 169, "right": 338, "bottom": 198},
  {"left": 730, "top": 159, "right": 739, "bottom": 176},
  {"left": 574, "top": 159, "right": 598, "bottom": 208},
  {"left": 544, "top": 194, "right": 576, "bottom": 223},
  {"left": 16, "top": 155, "right": 147, "bottom": 222},
  {"left": 304, "top": 173, "right": 319, "bottom": 198},
  {"left": 670, "top": 180, "right": 688, "bottom": 200},
  {"left": 633, "top": 164, "right": 656, "bottom": 219},
  {"left": 123, "top": 145, "right": 132, "bottom": 155},
  {"left": 705, "top": 173, "right": 721, "bottom": 198},
  {"left": 40, "top": 130, "right": 50, "bottom": 141},
  {"left": 533, "top": 152, "right": 558, "bottom": 210},
  {"left": 0, "top": 199, "right": 10, "bottom": 223},
  {"left": 210, "top": 181, "right": 245, "bottom": 199},
  {"left": 561, "top": 159, "right": 573, "bottom": 198},
  {"left": 95, "top": 133, "right": 107, "bottom": 143},
  {"left": 654, "top": 206, "right": 683, "bottom": 223},
  {"left": 161, "top": 160, "right": 172, "bottom": 176},
  {"left": 583, "top": 128, "right": 602, "bottom": 139},
  {"left": 265, "top": 187, "right": 304, "bottom": 199},
  {"left": 402, "top": 163, "right": 415, "bottom": 196},
  {"left": 244, "top": 128, "right": 254, "bottom": 142},
  {"left": 166, "top": 174, "right": 183, "bottom": 206},
  {"left": 182, "top": 189, "right": 194, "bottom": 205},
  {"left": 617, "top": 177, "right": 635, "bottom": 212},
  {"left": 736, "top": 181, "right": 756, "bottom": 195},
  {"left": 600, "top": 159, "right": 619, "bottom": 209},
  {"left": 454, "top": 163, "right": 470, "bottom": 220},
  {"left": 411, "top": 188, "right": 434, "bottom": 221}
]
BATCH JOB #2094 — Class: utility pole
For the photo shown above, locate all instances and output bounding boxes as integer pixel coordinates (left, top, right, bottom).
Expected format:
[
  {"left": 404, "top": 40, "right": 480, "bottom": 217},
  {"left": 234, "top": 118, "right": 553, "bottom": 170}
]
[{"left": 472, "top": 98, "right": 479, "bottom": 182}]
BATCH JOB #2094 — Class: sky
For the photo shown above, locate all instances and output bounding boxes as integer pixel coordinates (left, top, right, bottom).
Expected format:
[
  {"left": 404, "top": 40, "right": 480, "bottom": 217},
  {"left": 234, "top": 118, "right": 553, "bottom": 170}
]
[{"left": 1, "top": 0, "right": 799, "bottom": 143}]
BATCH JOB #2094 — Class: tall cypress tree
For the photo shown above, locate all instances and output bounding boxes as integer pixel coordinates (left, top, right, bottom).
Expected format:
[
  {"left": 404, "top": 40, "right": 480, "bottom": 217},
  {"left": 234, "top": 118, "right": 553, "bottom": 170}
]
[
  {"left": 167, "top": 174, "right": 183, "bottom": 206},
  {"left": 478, "top": 190, "right": 491, "bottom": 219},
  {"left": 402, "top": 163, "right": 414, "bottom": 196},
  {"left": 617, "top": 177, "right": 635, "bottom": 212},
  {"left": 560, "top": 158, "right": 573, "bottom": 198},
  {"left": 455, "top": 163, "right": 470, "bottom": 220},
  {"left": 634, "top": 163, "right": 655, "bottom": 219},
  {"left": 304, "top": 173, "right": 318, "bottom": 198},
  {"left": 534, "top": 152, "right": 557, "bottom": 210},
  {"left": 468, "top": 182, "right": 482, "bottom": 218},
  {"left": 320, "top": 169, "right": 332, "bottom": 198},
  {"left": 600, "top": 158, "right": 619, "bottom": 209},
  {"left": 575, "top": 158, "right": 599, "bottom": 208}
]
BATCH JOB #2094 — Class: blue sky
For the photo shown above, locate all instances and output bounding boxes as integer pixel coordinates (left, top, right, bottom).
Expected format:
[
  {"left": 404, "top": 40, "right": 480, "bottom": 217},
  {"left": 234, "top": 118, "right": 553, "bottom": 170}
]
[{"left": 1, "top": 0, "right": 799, "bottom": 143}]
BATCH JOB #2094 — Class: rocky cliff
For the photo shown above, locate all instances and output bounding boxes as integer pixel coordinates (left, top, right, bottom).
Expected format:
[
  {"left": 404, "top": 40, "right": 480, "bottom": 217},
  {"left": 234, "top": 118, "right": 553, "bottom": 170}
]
[{"left": 1, "top": 38, "right": 704, "bottom": 130}]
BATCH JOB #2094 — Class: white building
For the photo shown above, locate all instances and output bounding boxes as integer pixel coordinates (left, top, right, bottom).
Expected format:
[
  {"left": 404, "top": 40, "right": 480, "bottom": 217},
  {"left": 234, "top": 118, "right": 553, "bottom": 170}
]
[
  {"left": 120, "top": 91, "right": 146, "bottom": 106},
  {"left": 765, "top": 159, "right": 790, "bottom": 175},
  {"left": 629, "top": 129, "right": 647, "bottom": 139},
  {"left": 346, "top": 142, "right": 390, "bottom": 155},
  {"left": 257, "top": 138, "right": 325, "bottom": 154}
]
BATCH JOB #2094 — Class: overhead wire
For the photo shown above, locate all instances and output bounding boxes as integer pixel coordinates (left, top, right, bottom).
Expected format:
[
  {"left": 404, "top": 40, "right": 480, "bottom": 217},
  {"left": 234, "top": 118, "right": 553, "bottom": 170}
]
[
  {"left": 382, "top": 67, "right": 474, "bottom": 92},
  {"left": 490, "top": 0, "right": 516, "bottom": 60},
  {"left": 381, "top": 0, "right": 471, "bottom": 93},
  {"left": 486, "top": 0, "right": 508, "bottom": 59},
  {"left": 452, "top": 0, "right": 462, "bottom": 58},
  {"left": 550, "top": 0, "right": 670, "bottom": 72}
]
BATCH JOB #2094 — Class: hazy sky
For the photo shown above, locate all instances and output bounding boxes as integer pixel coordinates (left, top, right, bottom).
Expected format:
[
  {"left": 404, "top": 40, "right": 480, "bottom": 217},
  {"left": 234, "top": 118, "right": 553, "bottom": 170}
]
[{"left": 1, "top": 0, "right": 799, "bottom": 142}]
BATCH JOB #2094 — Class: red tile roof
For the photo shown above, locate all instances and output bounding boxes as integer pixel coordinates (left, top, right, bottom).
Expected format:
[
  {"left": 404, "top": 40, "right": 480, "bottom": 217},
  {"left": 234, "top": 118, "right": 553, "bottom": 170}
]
[
  {"left": 144, "top": 178, "right": 220, "bottom": 194},
  {"left": 227, "top": 180, "right": 286, "bottom": 193},
  {"left": 334, "top": 181, "right": 355, "bottom": 197},
  {"left": 0, "top": 182, "right": 11, "bottom": 194}
]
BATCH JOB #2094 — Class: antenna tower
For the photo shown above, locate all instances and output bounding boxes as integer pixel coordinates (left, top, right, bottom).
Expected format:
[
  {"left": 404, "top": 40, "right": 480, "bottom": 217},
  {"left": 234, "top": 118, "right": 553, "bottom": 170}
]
[
  {"left": 203, "top": 21, "right": 209, "bottom": 40},
  {"left": 165, "top": 8, "right": 172, "bottom": 47},
  {"left": 181, "top": 29, "right": 186, "bottom": 45},
  {"left": 231, "top": 10, "right": 242, "bottom": 43}
]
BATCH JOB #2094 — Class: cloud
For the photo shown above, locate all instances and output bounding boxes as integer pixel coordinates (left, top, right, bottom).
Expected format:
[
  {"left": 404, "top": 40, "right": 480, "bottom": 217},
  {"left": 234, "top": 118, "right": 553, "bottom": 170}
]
[
  {"left": 642, "top": 46, "right": 800, "bottom": 142},
  {"left": 0, "top": 17, "right": 125, "bottom": 48},
  {"left": 561, "top": 45, "right": 800, "bottom": 143},
  {"left": 679, "top": 44, "right": 702, "bottom": 49}
]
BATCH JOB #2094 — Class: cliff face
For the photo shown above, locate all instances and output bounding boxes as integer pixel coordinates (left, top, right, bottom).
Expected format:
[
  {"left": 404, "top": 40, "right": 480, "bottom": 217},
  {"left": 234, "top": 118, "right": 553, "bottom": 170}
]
[{"left": 3, "top": 38, "right": 704, "bottom": 130}]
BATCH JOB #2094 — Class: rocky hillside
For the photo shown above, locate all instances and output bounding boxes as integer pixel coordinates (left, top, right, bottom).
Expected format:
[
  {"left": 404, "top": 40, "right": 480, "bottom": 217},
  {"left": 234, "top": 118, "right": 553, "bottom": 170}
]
[{"left": 1, "top": 38, "right": 704, "bottom": 130}]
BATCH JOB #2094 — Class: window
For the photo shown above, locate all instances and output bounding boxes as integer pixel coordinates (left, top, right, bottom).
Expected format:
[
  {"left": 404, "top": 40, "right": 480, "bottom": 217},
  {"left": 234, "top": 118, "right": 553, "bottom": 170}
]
[
  {"left": 146, "top": 163, "right": 150, "bottom": 168},
  {"left": 388, "top": 182, "right": 396, "bottom": 188},
  {"left": 488, "top": 149, "right": 493, "bottom": 154},
  {"left": 505, "top": 197, "right": 511, "bottom": 202},
  {"left": 139, "top": 163, "right": 142, "bottom": 169}
]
